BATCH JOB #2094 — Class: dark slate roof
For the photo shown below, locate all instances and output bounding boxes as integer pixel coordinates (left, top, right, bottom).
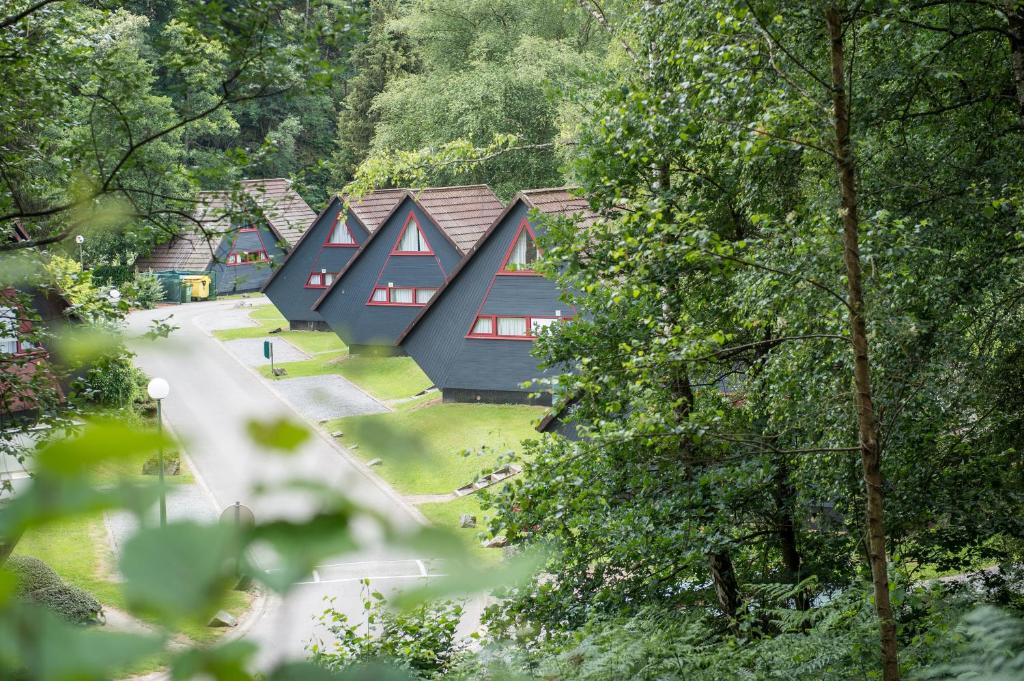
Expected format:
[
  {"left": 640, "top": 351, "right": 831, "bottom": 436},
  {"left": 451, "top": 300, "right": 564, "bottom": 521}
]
[
  {"left": 136, "top": 178, "right": 315, "bottom": 272},
  {"left": 343, "top": 189, "right": 406, "bottom": 231},
  {"left": 411, "top": 185, "right": 504, "bottom": 253},
  {"left": 261, "top": 189, "right": 407, "bottom": 292},
  {"left": 395, "top": 187, "right": 596, "bottom": 345}
]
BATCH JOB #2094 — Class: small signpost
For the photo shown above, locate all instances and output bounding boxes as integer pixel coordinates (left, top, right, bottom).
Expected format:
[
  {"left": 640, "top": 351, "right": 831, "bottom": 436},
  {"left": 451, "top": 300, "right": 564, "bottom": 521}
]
[
  {"left": 263, "top": 339, "right": 274, "bottom": 374},
  {"left": 220, "top": 502, "right": 255, "bottom": 589}
]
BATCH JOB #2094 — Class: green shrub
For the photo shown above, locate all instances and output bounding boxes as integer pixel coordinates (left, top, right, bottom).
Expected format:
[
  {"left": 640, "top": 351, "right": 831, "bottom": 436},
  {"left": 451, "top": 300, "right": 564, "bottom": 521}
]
[
  {"left": 30, "top": 584, "right": 103, "bottom": 626},
  {"left": 7, "top": 556, "right": 103, "bottom": 625},
  {"left": 73, "top": 353, "right": 143, "bottom": 408},
  {"left": 7, "top": 556, "right": 62, "bottom": 596},
  {"left": 125, "top": 272, "right": 164, "bottom": 310}
]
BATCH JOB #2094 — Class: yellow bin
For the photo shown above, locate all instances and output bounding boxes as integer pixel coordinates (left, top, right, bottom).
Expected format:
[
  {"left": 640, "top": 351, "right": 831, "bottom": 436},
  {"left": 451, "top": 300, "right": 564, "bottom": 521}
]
[{"left": 180, "top": 275, "right": 211, "bottom": 300}]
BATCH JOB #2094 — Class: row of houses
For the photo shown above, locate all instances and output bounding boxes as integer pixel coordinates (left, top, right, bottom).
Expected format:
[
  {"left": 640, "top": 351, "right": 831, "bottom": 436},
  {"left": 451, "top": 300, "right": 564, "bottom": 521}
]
[{"left": 137, "top": 179, "right": 596, "bottom": 407}]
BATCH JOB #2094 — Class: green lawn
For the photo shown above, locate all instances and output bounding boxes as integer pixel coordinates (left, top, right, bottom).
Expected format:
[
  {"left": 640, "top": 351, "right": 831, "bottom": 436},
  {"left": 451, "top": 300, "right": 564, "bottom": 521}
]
[
  {"left": 279, "top": 330, "right": 346, "bottom": 355},
  {"left": 259, "top": 352, "right": 432, "bottom": 401},
  {"left": 212, "top": 317, "right": 284, "bottom": 341},
  {"left": 250, "top": 305, "right": 286, "bottom": 321},
  {"left": 418, "top": 494, "right": 501, "bottom": 564},
  {"left": 329, "top": 403, "right": 544, "bottom": 495},
  {"left": 335, "top": 355, "right": 432, "bottom": 400},
  {"left": 213, "top": 305, "right": 347, "bottom": 355}
]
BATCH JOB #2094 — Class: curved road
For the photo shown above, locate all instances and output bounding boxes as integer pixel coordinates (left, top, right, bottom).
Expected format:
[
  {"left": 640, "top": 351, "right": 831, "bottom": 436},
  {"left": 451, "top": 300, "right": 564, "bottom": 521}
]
[{"left": 127, "top": 299, "right": 435, "bottom": 668}]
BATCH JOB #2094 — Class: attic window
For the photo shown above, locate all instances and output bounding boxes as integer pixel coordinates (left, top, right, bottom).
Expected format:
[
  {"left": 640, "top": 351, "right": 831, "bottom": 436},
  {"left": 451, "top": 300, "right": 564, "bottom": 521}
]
[
  {"left": 226, "top": 250, "right": 268, "bottom": 266},
  {"left": 367, "top": 286, "right": 436, "bottom": 306},
  {"left": 467, "top": 314, "right": 568, "bottom": 340},
  {"left": 393, "top": 216, "right": 432, "bottom": 254},
  {"left": 306, "top": 271, "right": 335, "bottom": 289},
  {"left": 501, "top": 222, "right": 539, "bottom": 273},
  {"left": 326, "top": 217, "right": 356, "bottom": 246}
]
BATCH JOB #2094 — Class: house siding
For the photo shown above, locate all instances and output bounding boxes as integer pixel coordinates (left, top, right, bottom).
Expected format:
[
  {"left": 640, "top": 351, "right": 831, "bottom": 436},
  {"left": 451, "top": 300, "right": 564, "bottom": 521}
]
[
  {"left": 209, "top": 223, "right": 287, "bottom": 294},
  {"left": 401, "top": 201, "right": 568, "bottom": 402},
  {"left": 263, "top": 198, "right": 367, "bottom": 323},
  {"left": 317, "top": 199, "right": 462, "bottom": 350}
]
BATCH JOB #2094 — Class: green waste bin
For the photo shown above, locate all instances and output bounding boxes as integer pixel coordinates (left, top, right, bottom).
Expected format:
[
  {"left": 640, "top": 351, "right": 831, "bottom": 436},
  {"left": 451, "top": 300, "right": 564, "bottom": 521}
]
[{"left": 180, "top": 285, "right": 192, "bottom": 304}]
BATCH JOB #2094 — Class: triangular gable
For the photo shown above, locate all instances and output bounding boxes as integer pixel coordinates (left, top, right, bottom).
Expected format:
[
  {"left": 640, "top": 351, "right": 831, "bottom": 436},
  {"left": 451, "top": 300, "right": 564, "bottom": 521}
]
[
  {"left": 498, "top": 220, "right": 540, "bottom": 274},
  {"left": 391, "top": 213, "right": 434, "bottom": 254},
  {"left": 325, "top": 214, "right": 358, "bottom": 247}
]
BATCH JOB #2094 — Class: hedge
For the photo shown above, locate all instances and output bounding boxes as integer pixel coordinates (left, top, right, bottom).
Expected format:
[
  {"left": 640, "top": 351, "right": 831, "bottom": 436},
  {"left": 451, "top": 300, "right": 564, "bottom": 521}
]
[
  {"left": 7, "top": 555, "right": 104, "bottom": 625},
  {"left": 7, "top": 556, "right": 62, "bottom": 596}
]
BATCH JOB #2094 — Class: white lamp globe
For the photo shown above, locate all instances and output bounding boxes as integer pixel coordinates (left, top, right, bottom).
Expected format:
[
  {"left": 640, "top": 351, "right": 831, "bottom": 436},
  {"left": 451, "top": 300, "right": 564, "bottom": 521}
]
[
  {"left": 147, "top": 377, "right": 170, "bottom": 400},
  {"left": 108, "top": 288, "right": 121, "bottom": 302}
]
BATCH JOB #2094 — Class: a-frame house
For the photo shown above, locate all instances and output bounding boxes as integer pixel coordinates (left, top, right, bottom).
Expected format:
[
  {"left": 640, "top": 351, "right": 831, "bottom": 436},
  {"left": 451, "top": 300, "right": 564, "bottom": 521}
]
[
  {"left": 396, "top": 188, "right": 596, "bottom": 405},
  {"left": 135, "top": 179, "right": 315, "bottom": 295},
  {"left": 261, "top": 189, "right": 405, "bottom": 330},
  {"left": 312, "top": 186, "right": 503, "bottom": 354}
]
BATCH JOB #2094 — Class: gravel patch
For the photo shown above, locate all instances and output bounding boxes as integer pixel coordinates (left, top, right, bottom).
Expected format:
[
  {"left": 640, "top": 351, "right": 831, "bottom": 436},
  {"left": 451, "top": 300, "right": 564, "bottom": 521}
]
[
  {"left": 105, "top": 483, "right": 217, "bottom": 555},
  {"left": 272, "top": 375, "right": 388, "bottom": 421},
  {"left": 223, "top": 337, "right": 309, "bottom": 366}
]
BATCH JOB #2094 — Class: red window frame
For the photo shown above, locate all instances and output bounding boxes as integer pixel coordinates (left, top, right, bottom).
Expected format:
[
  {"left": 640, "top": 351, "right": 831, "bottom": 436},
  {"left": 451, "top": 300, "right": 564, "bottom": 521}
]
[
  {"left": 390, "top": 212, "right": 435, "bottom": 256},
  {"left": 466, "top": 315, "right": 568, "bottom": 341},
  {"left": 323, "top": 215, "right": 358, "bottom": 248},
  {"left": 237, "top": 224, "right": 258, "bottom": 233},
  {"left": 304, "top": 271, "right": 335, "bottom": 289},
  {"left": 225, "top": 249, "right": 269, "bottom": 266},
  {"left": 496, "top": 220, "right": 541, "bottom": 276},
  {"left": 366, "top": 286, "right": 438, "bottom": 307}
]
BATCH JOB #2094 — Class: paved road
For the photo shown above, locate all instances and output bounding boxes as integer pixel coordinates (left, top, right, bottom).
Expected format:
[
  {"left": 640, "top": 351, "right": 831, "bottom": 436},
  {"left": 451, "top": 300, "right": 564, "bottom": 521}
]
[{"left": 126, "top": 299, "right": 435, "bottom": 668}]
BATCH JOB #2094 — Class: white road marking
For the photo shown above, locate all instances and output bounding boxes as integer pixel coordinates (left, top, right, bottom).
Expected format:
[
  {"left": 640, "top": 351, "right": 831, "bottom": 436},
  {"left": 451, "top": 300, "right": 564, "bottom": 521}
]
[
  {"left": 415, "top": 559, "right": 428, "bottom": 576},
  {"left": 294, "top": 573, "right": 446, "bottom": 586},
  {"left": 312, "top": 570, "right": 321, "bottom": 583}
]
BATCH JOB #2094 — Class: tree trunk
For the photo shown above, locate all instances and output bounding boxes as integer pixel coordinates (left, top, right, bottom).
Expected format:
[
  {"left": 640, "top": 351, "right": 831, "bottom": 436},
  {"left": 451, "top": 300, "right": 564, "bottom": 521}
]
[
  {"left": 1005, "top": 2, "right": 1024, "bottom": 123},
  {"left": 774, "top": 462, "right": 809, "bottom": 611},
  {"left": 707, "top": 551, "right": 742, "bottom": 618},
  {"left": 825, "top": 7, "right": 900, "bottom": 681}
]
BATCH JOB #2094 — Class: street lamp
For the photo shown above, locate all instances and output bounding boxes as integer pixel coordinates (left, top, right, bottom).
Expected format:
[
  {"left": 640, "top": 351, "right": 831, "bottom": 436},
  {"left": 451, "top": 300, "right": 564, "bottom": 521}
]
[
  {"left": 108, "top": 288, "right": 121, "bottom": 303},
  {"left": 75, "top": 234, "right": 85, "bottom": 268},
  {"left": 147, "top": 377, "right": 170, "bottom": 527}
]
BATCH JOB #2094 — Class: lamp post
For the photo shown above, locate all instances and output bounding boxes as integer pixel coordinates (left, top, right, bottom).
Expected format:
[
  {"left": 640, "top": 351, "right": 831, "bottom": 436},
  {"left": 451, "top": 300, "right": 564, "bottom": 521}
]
[
  {"left": 75, "top": 234, "right": 85, "bottom": 268},
  {"left": 146, "top": 377, "right": 170, "bottom": 527}
]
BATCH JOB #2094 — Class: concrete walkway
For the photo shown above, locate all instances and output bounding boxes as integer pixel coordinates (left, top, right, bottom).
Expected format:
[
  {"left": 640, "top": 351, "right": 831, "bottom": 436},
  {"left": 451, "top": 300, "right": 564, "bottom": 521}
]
[{"left": 126, "top": 298, "right": 431, "bottom": 669}]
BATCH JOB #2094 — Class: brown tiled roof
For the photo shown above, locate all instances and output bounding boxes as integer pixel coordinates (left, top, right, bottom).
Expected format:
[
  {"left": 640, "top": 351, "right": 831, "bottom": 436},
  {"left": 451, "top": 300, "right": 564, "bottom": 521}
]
[
  {"left": 343, "top": 189, "right": 406, "bottom": 231},
  {"left": 521, "top": 187, "right": 598, "bottom": 225},
  {"left": 196, "top": 178, "right": 315, "bottom": 245},
  {"left": 135, "top": 233, "right": 216, "bottom": 272},
  {"left": 413, "top": 185, "right": 504, "bottom": 253},
  {"left": 136, "top": 178, "right": 315, "bottom": 272}
]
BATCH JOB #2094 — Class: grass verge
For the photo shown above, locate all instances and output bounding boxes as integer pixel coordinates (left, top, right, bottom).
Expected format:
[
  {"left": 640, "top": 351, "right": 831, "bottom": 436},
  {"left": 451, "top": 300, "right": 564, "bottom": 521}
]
[
  {"left": 213, "top": 305, "right": 347, "bottom": 355},
  {"left": 259, "top": 352, "right": 432, "bottom": 401},
  {"left": 328, "top": 403, "right": 543, "bottom": 495},
  {"left": 418, "top": 494, "right": 501, "bottom": 564}
]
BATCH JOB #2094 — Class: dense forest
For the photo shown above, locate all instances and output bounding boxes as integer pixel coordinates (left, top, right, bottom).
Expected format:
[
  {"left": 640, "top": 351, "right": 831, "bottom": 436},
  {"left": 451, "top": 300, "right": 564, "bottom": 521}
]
[{"left": 2, "top": 1, "right": 1024, "bottom": 680}]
